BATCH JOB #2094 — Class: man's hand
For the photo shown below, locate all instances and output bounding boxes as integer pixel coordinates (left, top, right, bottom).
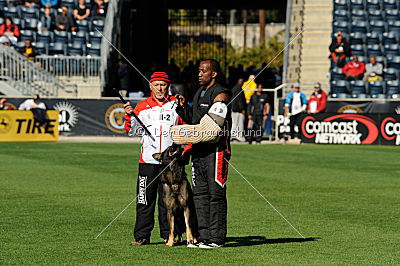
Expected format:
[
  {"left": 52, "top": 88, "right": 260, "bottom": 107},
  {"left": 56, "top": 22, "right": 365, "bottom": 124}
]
[
  {"left": 175, "top": 94, "right": 186, "bottom": 107},
  {"left": 124, "top": 102, "right": 133, "bottom": 115},
  {"left": 263, "top": 115, "right": 268, "bottom": 121}
]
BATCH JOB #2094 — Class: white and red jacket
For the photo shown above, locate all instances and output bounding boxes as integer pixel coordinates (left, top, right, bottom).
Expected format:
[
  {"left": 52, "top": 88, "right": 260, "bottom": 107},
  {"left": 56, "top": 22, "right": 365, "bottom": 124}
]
[{"left": 124, "top": 95, "right": 189, "bottom": 164}]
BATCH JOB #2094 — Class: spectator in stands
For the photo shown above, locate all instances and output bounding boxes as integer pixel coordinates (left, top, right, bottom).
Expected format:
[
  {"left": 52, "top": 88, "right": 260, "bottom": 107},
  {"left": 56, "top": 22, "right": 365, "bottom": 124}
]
[
  {"left": 364, "top": 56, "right": 383, "bottom": 82},
  {"left": 55, "top": 6, "right": 77, "bottom": 32},
  {"left": 0, "top": 17, "right": 20, "bottom": 46},
  {"left": 40, "top": 4, "right": 55, "bottom": 31},
  {"left": 247, "top": 84, "right": 270, "bottom": 144},
  {"left": 284, "top": 83, "right": 307, "bottom": 140},
  {"left": 18, "top": 40, "right": 37, "bottom": 61},
  {"left": 0, "top": 36, "right": 11, "bottom": 46},
  {"left": 0, "top": 98, "right": 13, "bottom": 110},
  {"left": 307, "top": 82, "right": 327, "bottom": 114},
  {"left": 24, "top": 0, "right": 38, "bottom": 7},
  {"left": 242, "top": 74, "right": 257, "bottom": 104},
  {"left": 74, "top": 0, "right": 91, "bottom": 21},
  {"left": 342, "top": 55, "right": 366, "bottom": 81},
  {"left": 329, "top": 31, "right": 350, "bottom": 68},
  {"left": 40, "top": 0, "right": 58, "bottom": 7},
  {"left": 91, "top": 0, "right": 108, "bottom": 18},
  {"left": 231, "top": 78, "right": 246, "bottom": 142}
]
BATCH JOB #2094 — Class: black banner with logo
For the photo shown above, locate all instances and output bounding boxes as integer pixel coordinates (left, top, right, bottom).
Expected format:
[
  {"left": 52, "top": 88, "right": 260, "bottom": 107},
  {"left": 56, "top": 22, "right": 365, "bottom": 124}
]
[
  {"left": 300, "top": 113, "right": 400, "bottom": 145},
  {"left": 4, "top": 98, "right": 141, "bottom": 136}
]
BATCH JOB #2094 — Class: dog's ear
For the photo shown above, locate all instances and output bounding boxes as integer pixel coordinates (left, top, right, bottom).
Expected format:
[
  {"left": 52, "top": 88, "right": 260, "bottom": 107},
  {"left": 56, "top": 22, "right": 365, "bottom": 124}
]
[{"left": 153, "top": 153, "right": 162, "bottom": 161}]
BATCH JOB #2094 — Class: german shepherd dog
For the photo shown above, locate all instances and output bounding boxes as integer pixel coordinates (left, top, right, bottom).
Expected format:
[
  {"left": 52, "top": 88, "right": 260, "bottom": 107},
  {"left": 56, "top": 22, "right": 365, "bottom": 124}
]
[{"left": 153, "top": 145, "right": 197, "bottom": 246}]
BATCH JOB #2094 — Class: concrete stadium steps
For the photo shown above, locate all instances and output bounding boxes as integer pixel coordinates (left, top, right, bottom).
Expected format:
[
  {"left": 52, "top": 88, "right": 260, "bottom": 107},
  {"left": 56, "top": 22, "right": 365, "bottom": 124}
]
[{"left": 299, "top": 0, "right": 332, "bottom": 93}]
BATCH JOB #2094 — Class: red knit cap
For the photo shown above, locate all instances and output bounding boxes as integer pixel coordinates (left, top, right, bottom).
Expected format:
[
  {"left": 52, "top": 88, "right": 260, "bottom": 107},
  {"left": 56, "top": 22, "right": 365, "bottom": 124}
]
[{"left": 150, "top": 72, "right": 170, "bottom": 83}]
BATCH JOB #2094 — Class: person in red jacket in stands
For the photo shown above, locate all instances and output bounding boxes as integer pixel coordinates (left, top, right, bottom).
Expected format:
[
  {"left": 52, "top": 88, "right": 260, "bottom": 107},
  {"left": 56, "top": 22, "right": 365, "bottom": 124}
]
[
  {"left": 0, "top": 17, "right": 20, "bottom": 46},
  {"left": 342, "top": 55, "right": 366, "bottom": 81},
  {"left": 307, "top": 82, "right": 327, "bottom": 114}
]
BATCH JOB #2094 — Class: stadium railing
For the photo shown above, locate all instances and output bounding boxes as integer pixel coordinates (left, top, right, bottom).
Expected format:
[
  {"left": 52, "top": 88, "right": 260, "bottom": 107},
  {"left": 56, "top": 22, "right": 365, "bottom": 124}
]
[
  {"left": 36, "top": 55, "right": 101, "bottom": 84},
  {"left": 0, "top": 45, "right": 76, "bottom": 97}
]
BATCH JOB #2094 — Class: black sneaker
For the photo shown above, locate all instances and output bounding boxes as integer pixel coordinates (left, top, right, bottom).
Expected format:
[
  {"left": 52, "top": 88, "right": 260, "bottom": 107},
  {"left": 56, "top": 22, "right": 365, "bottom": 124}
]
[{"left": 129, "top": 239, "right": 149, "bottom": 246}]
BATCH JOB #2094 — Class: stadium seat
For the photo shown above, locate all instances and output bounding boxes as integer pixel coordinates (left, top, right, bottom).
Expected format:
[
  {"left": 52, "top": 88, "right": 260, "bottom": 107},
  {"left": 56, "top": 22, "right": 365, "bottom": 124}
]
[
  {"left": 48, "top": 42, "right": 66, "bottom": 55},
  {"left": 351, "top": 10, "right": 367, "bottom": 21},
  {"left": 36, "top": 31, "right": 53, "bottom": 44},
  {"left": 89, "top": 31, "right": 102, "bottom": 45},
  {"left": 336, "top": 93, "right": 350, "bottom": 98},
  {"left": 34, "top": 41, "right": 48, "bottom": 54},
  {"left": 383, "top": 44, "right": 399, "bottom": 56},
  {"left": 352, "top": 93, "right": 369, "bottom": 98},
  {"left": 20, "top": 6, "right": 39, "bottom": 19},
  {"left": 86, "top": 43, "right": 101, "bottom": 56},
  {"left": 387, "top": 21, "right": 400, "bottom": 34},
  {"left": 12, "top": 18, "right": 22, "bottom": 28},
  {"left": 368, "top": 81, "right": 385, "bottom": 94},
  {"left": 374, "top": 55, "right": 386, "bottom": 67},
  {"left": 333, "top": 21, "right": 350, "bottom": 33},
  {"left": 0, "top": 0, "right": 6, "bottom": 9},
  {"left": 16, "top": 41, "right": 25, "bottom": 50},
  {"left": 383, "top": 68, "right": 399, "bottom": 80},
  {"left": 386, "top": 80, "right": 400, "bottom": 96},
  {"left": 334, "top": 10, "right": 350, "bottom": 21},
  {"left": 91, "top": 19, "right": 105, "bottom": 32},
  {"left": 331, "top": 80, "right": 349, "bottom": 93},
  {"left": 368, "top": 10, "right": 384, "bottom": 21},
  {"left": 350, "top": 80, "right": 367, "bottom": 94},
  {"left": 351, "top": 20, "right": 368, "bottom": 33},
  {"left": 54, "top": 30, "right": 69, "bottom": 43},
  {"left": 383, "top": 0, "right": 398, "bottom": 9},
  {"left": 3, "top": 6, "right": 19, "bottom": 19},
  {"left": 20, "top": 30, "right": 36, "bottom": 42},
  {"left": 71, "top": 31, "right": 87, "bottom": 45},
  {"left": 370, "top": 93, "right": 387, "bottom": 98},
  {"left": 382, "top": 32, "right": 398, "bottom": 45},
  {"left": 67, "top": 43, "right": 84, "bottom": 56},
  {"left": 385, "top": 10, "right": 399, "bottom": 22},
  {"left": 350, "top": 32, "right": 366, "bottom": 44},
  {"left": 357, "top": 55, "right": 367, "bottom": 63},
  {"left": 351, "top": 44, "right": 366, "bottom": 56},
  {"left": 366, "top": 0, "right": 382, "bottom": 11},
  {"left": 331, "top": 67, "right": 345, "bottom": 80},
  {"left": 23, "top": 18, "right": 39, "bottom": 30},
  {"left": 387, "top": 56, "right": 400, "bottom": 69},
  {"left": 367, "top": 44, "right": 383, "bottom": 57},
  {"left": 334, "top": 0, "right": 349, "bottom": 11},
  {"left": 390, "top": 94, "right": 400, "bottom": 99},
  {"left": 76, "top": 20, "right": 89, "bottom": 32},
  {"left": 366, "top": 32, "right": 381, "bottom": 45},
  {"left": 0, "top": 18, "right": 3, "bottom": 25},
  {"left": 350, "top": 0, "right": 365, "bottom": 10},
  {"left": 369, "top": 21, "right": 387, "bottom": 34}
]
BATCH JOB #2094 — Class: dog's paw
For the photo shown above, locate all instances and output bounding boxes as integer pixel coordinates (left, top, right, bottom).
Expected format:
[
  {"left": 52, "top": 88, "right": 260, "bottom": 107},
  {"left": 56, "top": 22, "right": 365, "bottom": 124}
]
[{"left": 165, "top": 240, "right": 174, "bottom": 247}]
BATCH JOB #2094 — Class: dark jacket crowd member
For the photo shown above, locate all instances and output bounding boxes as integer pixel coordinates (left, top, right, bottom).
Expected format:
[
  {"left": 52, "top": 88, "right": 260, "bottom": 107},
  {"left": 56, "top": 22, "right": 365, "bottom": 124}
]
[
  {"left": 329, "top": 31, "right": 350, "bottom": 67},
  {"left": 247, "top": 84, "right": 270, "bottom": 144},
  {"left": 175, "top": 59, "right": 231, "bottom": 248}
]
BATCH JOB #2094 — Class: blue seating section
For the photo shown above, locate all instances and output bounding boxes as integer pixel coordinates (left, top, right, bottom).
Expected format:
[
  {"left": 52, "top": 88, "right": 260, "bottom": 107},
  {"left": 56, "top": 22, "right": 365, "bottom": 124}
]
[
  {"left": 1, "top": 2, "right": 105, "bottom": 56},
  {"left": 331, "top": 0, "right": 400, "bottom": 98}
]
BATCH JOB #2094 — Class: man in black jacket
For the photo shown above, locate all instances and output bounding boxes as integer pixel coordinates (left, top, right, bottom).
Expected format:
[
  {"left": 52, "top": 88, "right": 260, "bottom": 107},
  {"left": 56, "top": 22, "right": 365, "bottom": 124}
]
[
  {"left": 329, "top": 31, "right": 350, "bottom": 68},
  {"left": 247, "top": 84, "right": 270, "bottom": 144},
  {"left": 175, "top": 59, "right": 231, "bottom": 248},
  {"left": 231, "top": 78, "right": 246, "bottom": 142}
]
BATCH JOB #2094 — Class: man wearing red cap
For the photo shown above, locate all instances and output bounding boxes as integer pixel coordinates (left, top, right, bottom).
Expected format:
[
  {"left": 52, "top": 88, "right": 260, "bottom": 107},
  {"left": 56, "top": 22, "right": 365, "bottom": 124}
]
[{"left": 124, "top": 72, "right": 190, "bottom": 246}]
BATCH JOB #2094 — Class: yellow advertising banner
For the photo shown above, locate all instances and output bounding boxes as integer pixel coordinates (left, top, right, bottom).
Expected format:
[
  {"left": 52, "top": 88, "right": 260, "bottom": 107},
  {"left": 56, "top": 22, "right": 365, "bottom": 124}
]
[{"left": 0, "top": 110, "right": 59, "bottom": 142}]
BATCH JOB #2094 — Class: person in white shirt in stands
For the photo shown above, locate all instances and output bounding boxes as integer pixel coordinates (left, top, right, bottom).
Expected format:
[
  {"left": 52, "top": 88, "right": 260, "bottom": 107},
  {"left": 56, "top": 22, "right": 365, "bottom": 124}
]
[
  {"left": 364, "top": 56, "right": 383, "bottom": 82},
  {"left": 284, "top": 83, "right": 307, "bottom": 140},
  {"left": 18, "top": 95, "right": 47, "bottom": 110}
]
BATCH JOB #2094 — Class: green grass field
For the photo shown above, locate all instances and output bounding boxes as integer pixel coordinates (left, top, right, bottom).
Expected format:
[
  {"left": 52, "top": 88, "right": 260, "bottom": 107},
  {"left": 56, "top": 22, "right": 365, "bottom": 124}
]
[{"left": 1, "top": 143, "right": 399, "bottom": 264}]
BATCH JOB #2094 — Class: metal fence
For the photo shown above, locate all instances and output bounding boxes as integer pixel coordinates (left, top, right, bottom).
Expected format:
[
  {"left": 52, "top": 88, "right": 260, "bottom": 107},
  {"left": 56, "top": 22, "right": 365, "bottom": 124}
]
[
  {"left": 36, "top": 55, "right": 101, "bottom": 83},
  {"left": 0, "top": 45, "right": 73, "bottom": 96}
]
